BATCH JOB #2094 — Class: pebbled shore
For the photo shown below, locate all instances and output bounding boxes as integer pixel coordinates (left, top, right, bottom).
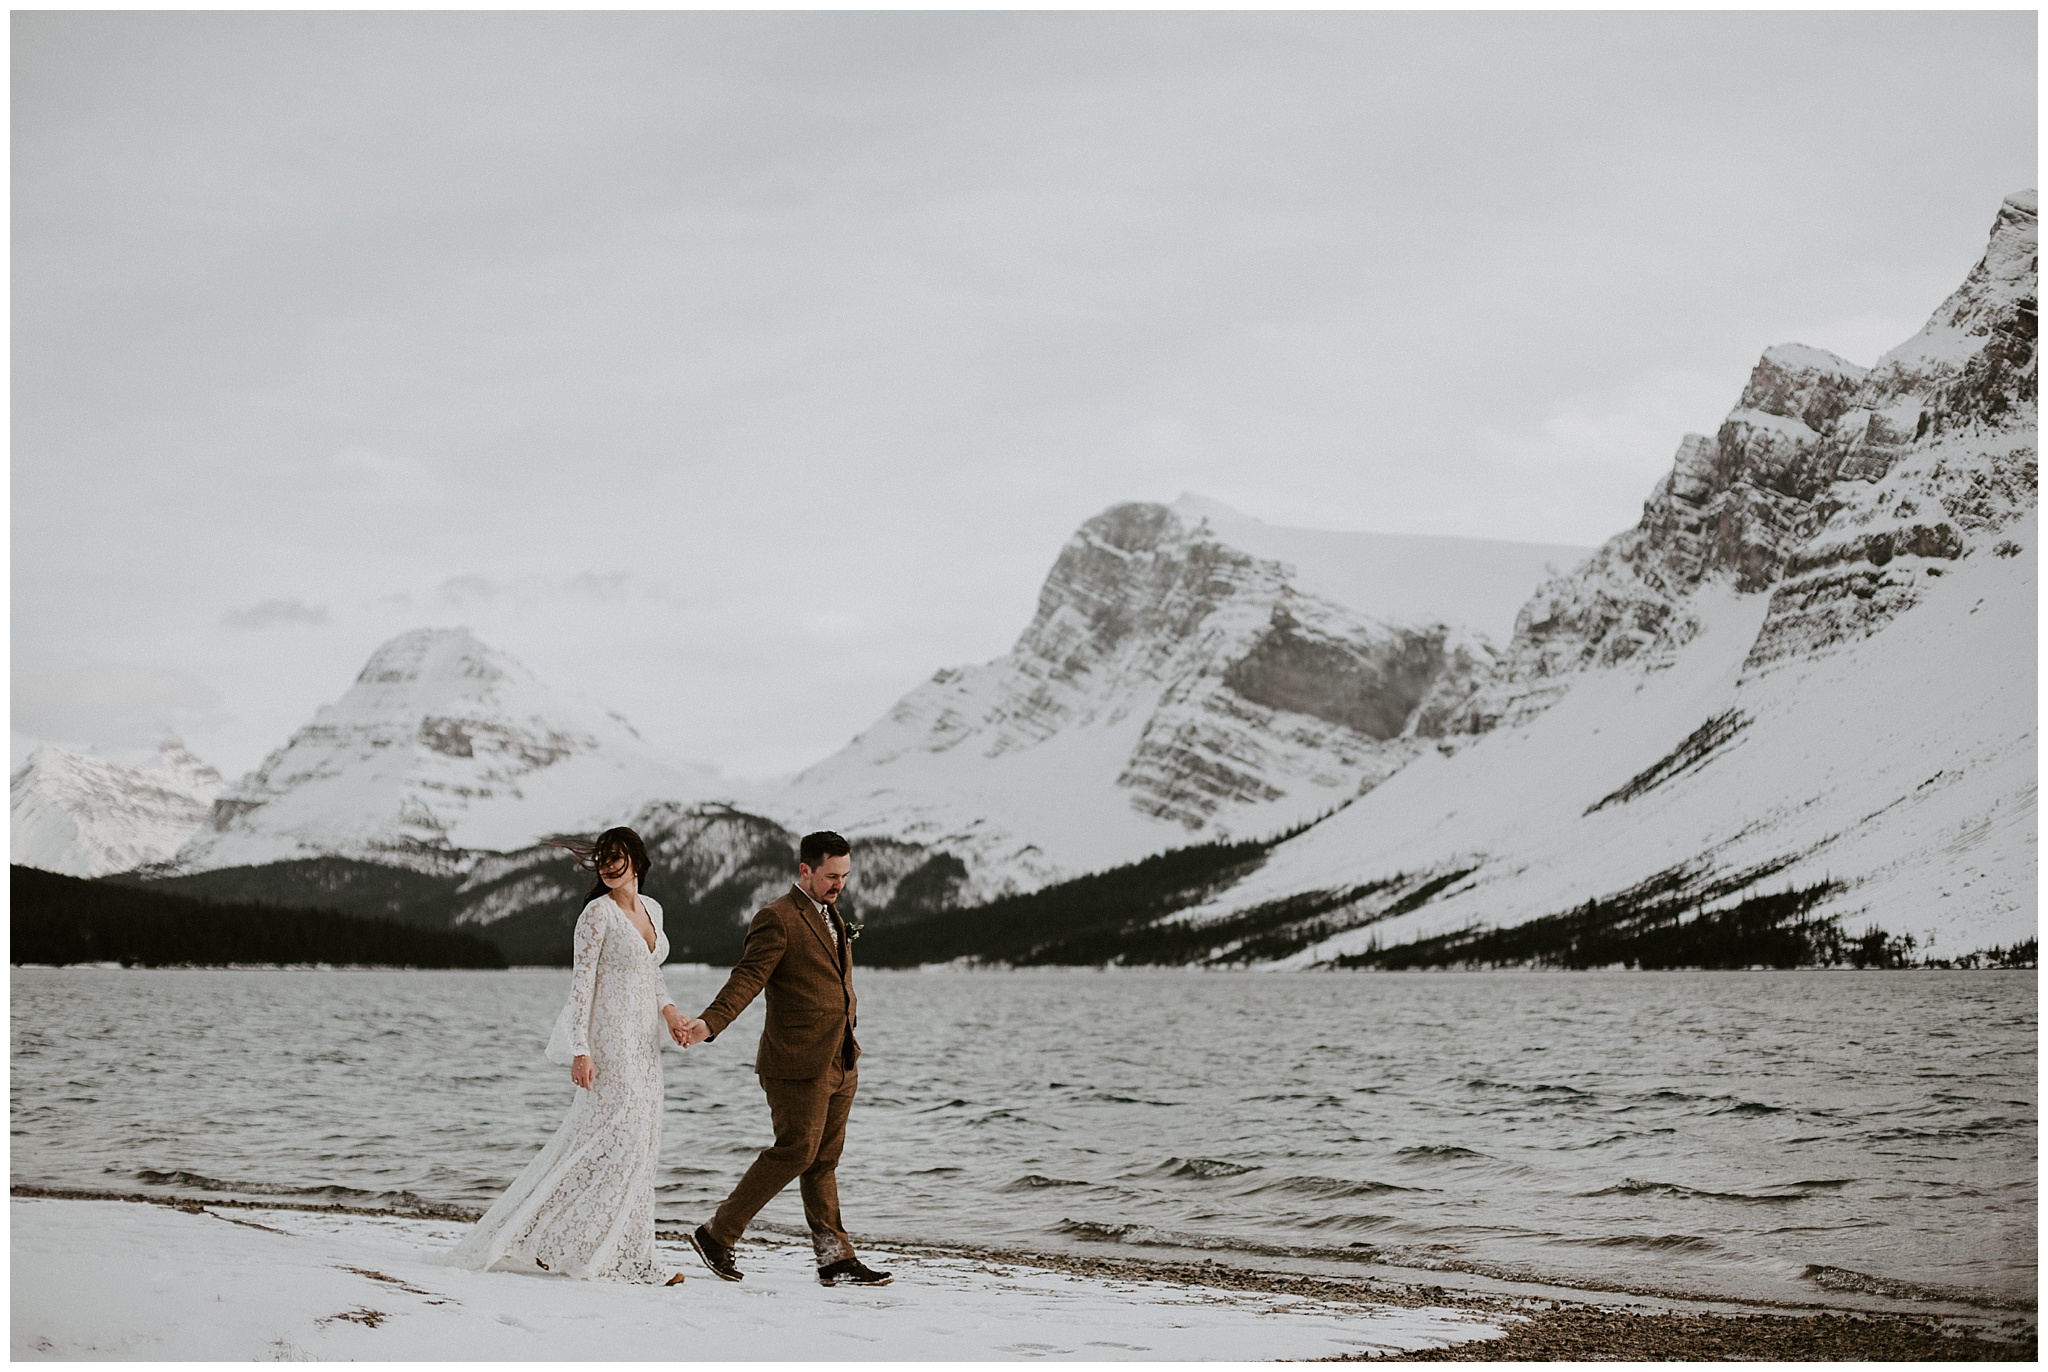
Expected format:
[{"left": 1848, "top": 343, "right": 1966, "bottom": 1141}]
[
  {"left": 13, "top": 1187, "right": 2035, "bottom": 1362},
  {"left": 1347, "top": 1307, "right": 2034, "bottom": 1362},
  {"left": 910, "top": 1243, "right": 2036, "bottom": 1362}
]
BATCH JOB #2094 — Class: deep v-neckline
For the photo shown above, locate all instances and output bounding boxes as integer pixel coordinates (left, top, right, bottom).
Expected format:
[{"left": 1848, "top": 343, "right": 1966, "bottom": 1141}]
[{"left": 608, "top": 897, "right": 658, "bottom": 955}]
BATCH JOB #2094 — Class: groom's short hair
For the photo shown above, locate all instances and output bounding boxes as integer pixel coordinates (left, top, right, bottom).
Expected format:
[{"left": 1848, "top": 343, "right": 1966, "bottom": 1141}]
[{"left": 799, "top": 831, "right": 852, "bottom": 868}]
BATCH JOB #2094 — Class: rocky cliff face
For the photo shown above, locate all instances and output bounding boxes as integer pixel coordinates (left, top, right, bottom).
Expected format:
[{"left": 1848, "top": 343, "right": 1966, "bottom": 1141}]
[
  {"left": 1742, "top": 191, "right": 2037, "bottom": 668},
  {"left": 172, "top": 628, "right": 717, "bottom": 873},
  {"left": 773, "top": 498, "right": 1526, "bottom": 895},
  {"left": 11, "top": 739, "right": 224, "bottom": 877},
  {"left": 1453, "top": 191, "right": 2036, "bottom": 731},
  {"left": 1175, "top": 190, "right": 2036, "bottom": 965}
]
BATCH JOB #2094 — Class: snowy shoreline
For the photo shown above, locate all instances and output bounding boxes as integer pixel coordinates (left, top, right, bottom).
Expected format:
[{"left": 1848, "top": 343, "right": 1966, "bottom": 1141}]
[
  {"left": 13, "top": 1190, "right": 2033, "bottom": 1362},
  {"left": 9, "top": 1194, "right": 1505, "bottom": 1361}
]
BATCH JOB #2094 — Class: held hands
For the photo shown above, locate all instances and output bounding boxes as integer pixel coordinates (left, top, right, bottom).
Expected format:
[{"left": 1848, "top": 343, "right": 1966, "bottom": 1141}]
[
  {"left": 571, "top": 1054, "right": 594, "bottom": 1089},
  {"left": 661, "top": 1006, "right": 713, "bottom": 1048}
]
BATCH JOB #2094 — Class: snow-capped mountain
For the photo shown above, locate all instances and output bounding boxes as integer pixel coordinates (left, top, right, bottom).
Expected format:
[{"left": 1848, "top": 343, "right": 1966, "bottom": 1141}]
[
  {"left": 171, "top": 628, "right": 719, "bottom": 873},
  {"left": 770, "top": 496, "right": 1587, "bottom": 895},
  {"left": 11, "top": 738, "right": 225, "bottom": 877},
  {"left": 1180, "top": 189, "right": 2038, "bottom": 962}
]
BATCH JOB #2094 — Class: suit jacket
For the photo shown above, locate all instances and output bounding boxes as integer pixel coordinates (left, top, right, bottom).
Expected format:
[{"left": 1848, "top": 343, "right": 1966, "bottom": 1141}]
[{"left": 700, "top": 885, "right": 860, "bottom": 1079}]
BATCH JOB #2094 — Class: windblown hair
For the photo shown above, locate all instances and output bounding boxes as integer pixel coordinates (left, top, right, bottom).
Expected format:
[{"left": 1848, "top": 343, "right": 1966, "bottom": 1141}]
[
  {"left": 799, "top": 830, "right": 851, "bottom": 869},
  {"left": 548, "top": 826, "right": 652, "bottom": 904}
]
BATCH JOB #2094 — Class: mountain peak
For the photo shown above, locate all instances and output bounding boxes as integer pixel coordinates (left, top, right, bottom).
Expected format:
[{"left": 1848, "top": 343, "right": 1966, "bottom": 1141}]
[
  {"left": 1864, "top": 186, "right": 2037, "bottom": 415},
  {"left": 353, "top": 626, "right": 512, "bottom": 692},
  {"left": 172, "top": 626, "right": 712, "bottom": 872}
]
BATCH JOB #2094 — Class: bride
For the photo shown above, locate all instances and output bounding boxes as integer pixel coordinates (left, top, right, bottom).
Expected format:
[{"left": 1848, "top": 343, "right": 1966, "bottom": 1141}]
[{"left": 444, "top": 826, "right": 692, "bottom": 1284}]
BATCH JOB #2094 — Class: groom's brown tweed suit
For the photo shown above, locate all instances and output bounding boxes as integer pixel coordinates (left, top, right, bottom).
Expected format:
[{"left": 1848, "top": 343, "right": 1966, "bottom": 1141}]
[{"left": 697, "top": 885, "right": 863, "bottom": 1264}]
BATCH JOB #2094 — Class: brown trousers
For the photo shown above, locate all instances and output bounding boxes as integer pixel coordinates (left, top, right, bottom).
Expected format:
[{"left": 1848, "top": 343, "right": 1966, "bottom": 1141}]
[{"left": 707, "top": 1059, "right": 859, "bottom": 1265}]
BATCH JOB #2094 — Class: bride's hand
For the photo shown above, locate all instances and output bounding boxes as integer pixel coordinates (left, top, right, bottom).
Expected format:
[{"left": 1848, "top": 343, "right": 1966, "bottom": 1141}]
[
  {"left": 571, "top": 1054, "right": 594, "bottom": 1089},
  {"left": 662, "top": 1005, "right": 688, "bottom": 1046}
]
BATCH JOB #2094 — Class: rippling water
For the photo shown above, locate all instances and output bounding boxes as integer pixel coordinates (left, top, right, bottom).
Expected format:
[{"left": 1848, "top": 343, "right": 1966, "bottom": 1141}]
[{"left": 10, "top": 966, "right": 2035, "bottom": 1313}]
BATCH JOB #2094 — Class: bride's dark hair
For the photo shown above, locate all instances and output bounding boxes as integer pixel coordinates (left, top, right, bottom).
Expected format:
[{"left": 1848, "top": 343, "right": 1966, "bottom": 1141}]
[{"left": 548, "top": 826, "right": 651, "bottom": 904}]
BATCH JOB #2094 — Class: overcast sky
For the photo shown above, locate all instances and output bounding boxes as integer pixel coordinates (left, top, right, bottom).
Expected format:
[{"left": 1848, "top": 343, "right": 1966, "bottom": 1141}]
[{"left": 11, "top": 10, "right": 2037, "bottom": 781}]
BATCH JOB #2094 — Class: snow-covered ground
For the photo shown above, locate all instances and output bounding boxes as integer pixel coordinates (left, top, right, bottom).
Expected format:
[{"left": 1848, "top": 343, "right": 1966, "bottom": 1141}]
[{"left": 9, "top": 1198, "right": 1506, "bottom": 1361}]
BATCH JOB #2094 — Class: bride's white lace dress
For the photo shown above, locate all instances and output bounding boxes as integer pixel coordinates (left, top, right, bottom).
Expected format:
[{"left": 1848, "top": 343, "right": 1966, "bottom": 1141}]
[{"left": 445, "top": 894, "right": 676, "bottom": 1283}]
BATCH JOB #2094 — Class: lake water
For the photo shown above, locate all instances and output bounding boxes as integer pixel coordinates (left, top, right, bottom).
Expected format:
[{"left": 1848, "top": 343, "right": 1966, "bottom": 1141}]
[{"left": 10, "top": 966, "right": 2035, "bottom": 1316}]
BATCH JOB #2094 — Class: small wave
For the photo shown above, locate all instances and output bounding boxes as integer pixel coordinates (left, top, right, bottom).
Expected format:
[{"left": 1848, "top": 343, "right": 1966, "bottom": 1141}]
[
  {"left": 1054, "top": 1219, "right": 1160, "bottom": 1245},
  {"left": 1865, "top": 1117, "right": 2030, "bottom": 1142},
  {"left": 1051, "top": 1218, "right": 1379, "bottom": 1264},
  {"left": 1002, "top": 1174, "right": 1090, "bottom": 1191},
  {"left": 1241, "top": 1174, "right": 1419, "bottom": 1199},
  {"left": 1296, "top": 1212, "right": 1400, "bottom": 1234},
  {"left": 1139, "top": 1157, "right": 1260, "bottom": 1181},
  {"left": 132, "top": 1169, "right": 364, "bottom": 1198},
  {"left": 1081, "top": 1093, "right": 1181, "bottom": 1107},
  {"left": 1467, "top": 1079, "right": 1589, "bottom": 1096},
  {"left": 1635, "top": 1090, "right": 1792, "bottom": 1117},
  {"left": 968, "top": 1110, "right": 1031, "bottom": 1128},
  {"left": 1570, "top": 1232, "right": 1727, "bottom": 1254},
  {"left": 1581, "top": 1178, "right": 1808, "bottom": 1205},
  {"left": 131, "top": 1169, "right": 437, "bottom": 1207},
  {"left": 1395, "top": 1145, "right": 1486, "bottom": 1161},
  {"left": 1803, "top": 1264, "right": 2030, "bottom": 1312}
]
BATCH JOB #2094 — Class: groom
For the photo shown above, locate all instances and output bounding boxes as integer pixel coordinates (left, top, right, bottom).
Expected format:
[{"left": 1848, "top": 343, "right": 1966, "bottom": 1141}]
[{"left": 677, "top": 831, "right": 892, "bottom": 1288}]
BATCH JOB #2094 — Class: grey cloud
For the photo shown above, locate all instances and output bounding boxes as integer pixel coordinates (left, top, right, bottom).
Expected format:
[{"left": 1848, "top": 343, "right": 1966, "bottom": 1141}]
[
  {"left": 223, "top": 599, "right": 331, "bottom": 629},
  {"left": 426, "top": 572, "right": 694, "bottom": 608},
  {"left": 434, "top": 575, "right": 502, "bottom": 605}
]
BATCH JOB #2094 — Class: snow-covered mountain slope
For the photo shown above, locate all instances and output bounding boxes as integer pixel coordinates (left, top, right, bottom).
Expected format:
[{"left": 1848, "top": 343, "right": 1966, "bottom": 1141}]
[
  {"left": 1183, "top": 189, "right": 2038, "bottom": 962},
  {"left": 770, "top": 500, "right": 1585, "bottom": 896},
  {"left": 11, "top": 739, "right": 224, "bottom": 877},
  {"left": 171, "top": 628, "right": 719, "bottom": 874}
]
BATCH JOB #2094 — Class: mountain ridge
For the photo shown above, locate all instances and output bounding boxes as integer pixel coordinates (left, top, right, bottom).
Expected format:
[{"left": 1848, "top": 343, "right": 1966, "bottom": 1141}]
[{"left": 20, "top": 191, "right": 2032, "bottom": 967}]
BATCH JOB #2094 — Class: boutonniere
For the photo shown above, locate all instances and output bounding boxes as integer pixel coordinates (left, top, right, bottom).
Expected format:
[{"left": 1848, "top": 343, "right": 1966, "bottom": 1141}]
[{"left": 843, "top": 914, "right": 864, "bottom": 941}]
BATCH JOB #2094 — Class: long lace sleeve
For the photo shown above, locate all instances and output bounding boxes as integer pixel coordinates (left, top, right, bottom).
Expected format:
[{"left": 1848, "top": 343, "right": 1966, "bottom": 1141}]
[
  {"left": 566, "top": 901, "right": 605, "bottom": 1058},
  {"left": 646, "top": 897, "right": 676, "bottom": 1011}
]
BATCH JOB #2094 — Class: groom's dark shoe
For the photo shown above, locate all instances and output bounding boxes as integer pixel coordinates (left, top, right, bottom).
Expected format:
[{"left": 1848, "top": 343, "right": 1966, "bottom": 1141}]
[
  {"left": 817, "top": 1258, "right": 892, "bottom": 1287},
  {"left": 690, "top": 1225, "right": 744, "bottom": 1282}
]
